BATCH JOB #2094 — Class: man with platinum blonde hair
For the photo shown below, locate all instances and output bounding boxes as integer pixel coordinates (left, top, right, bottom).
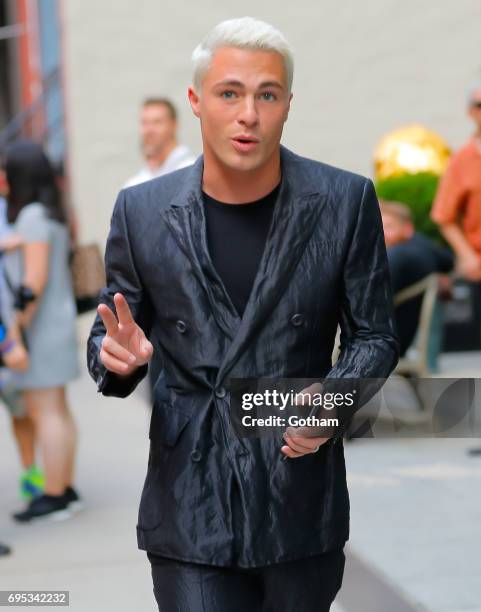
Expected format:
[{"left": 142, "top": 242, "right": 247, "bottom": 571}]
[{"left": 88, "top": 16, "right": 398, "bottom": 611}]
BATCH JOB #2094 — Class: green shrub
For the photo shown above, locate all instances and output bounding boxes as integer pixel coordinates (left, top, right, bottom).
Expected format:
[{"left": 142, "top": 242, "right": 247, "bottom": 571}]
[{"left": 375, "top": 172, "right": 442, "bottom": 243}]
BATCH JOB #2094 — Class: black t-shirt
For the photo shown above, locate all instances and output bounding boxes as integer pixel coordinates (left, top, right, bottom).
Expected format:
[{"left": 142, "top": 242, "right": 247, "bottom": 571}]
[{"left": 202, "top": 183, "right": 280, "bottom": 317}]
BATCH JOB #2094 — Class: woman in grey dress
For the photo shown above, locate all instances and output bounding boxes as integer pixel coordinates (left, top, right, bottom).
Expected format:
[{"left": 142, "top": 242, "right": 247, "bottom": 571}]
[{"left": 3, "top": 140, "right": 81, "bottom": 521}]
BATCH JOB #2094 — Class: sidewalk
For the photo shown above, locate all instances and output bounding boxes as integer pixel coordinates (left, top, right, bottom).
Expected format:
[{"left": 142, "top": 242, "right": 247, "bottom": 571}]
[
  {"left": 341, "top": 437, "right": 481, "bottom": 612},
  {"left": 338, "top": 351, "right": 481, "bottom": 612}
]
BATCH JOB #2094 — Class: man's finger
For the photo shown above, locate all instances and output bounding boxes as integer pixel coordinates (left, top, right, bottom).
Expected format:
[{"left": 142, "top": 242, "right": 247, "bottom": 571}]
[
  {"left": 126, "top": 335, "right": 153, "bottom": 361},
  {"left": 140, "top": 339, "right": 154, "bottom": 359},
  {"left": 114, "top": 293, "right": 135, "bottom": 326},
  {"left": 102, "top": 336, "right": 137, "bottom": 365},
  {"left": 281, "top": 445, "right": 304, "bottom": 459},
  {"left": 97, "top": 303, "right": 119, "bottom": 336},
  {"left": 283, "top": 433, "right": 317, "bottom": 453},
  {"left": 99, "top": 349, "right": 133, "bottom": 375},
  {"left": 131, "top": 339, "right": 154, "bottom": 365},
  {"left": 284, "top": 431, "right": 329, "bottom": 453}
]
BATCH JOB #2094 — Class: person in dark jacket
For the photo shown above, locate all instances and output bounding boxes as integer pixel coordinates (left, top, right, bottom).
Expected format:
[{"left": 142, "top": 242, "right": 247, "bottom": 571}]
[
  {"left": 380, "top": 200, "right": 454, "bottom": 356},
  {"left": 87, "top": 17, "right": 399, "bottom": 612}
]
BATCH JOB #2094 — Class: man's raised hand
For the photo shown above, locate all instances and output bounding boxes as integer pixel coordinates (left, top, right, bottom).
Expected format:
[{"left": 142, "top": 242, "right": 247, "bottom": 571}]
[{"left": 97, "top": 292, "right": 153, "bottom": 376}]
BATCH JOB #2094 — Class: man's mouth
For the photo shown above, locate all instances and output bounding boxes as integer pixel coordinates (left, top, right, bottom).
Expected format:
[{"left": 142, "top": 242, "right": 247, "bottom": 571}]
[
  {"left": 231, "top": 136, "right": 260, "bottom": 152},
  {"left": 232, "top": 135, "right": 259, "bottom": 144}
]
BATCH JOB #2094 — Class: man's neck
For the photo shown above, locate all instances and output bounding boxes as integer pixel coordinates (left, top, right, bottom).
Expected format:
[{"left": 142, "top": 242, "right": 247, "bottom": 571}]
[
  {"left": 202, "top": 149, "right": 281, "bottom": 204},
  {"left": 145, "top": 140, "right": 178, "bottom": 171}
]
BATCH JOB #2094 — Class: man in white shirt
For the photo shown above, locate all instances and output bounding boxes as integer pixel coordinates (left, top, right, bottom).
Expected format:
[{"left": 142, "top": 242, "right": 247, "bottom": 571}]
[{"left": 124, "top": 97, "right": 196, "bottom": 188}]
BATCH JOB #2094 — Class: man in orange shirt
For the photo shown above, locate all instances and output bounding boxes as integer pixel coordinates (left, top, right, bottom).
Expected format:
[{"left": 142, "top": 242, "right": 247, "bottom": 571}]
[
  {"left": 431, "top": 85, "right": 481, "bottom": 456},
  {"left": 431, "top": 85, "right": 481, "bottom": 280}
]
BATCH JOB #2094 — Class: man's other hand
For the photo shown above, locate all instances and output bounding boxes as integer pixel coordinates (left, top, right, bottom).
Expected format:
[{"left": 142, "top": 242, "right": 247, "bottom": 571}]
[{"left": 281, "top": 382, "right": 331, "bottom": 458}]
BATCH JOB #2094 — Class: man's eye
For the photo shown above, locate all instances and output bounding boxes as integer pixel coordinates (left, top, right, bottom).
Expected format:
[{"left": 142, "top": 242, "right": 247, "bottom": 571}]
[
  {"left": 221, "top": 91, "right": 237, "bottom": 99},
  {"left": 260, "top": 92, "right": 276, "bottom": 101}
]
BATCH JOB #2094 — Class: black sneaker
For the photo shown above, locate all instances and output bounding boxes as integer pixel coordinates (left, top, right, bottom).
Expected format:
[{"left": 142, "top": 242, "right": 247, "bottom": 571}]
[
  {"left": 0, "top": 543, "right": 11, "bottom": 556},
  {"left": 13, "top": 494, "right": 71, "bottom": 523},
  {"left": 62, "top": 486, "right": 84, "bottom": 513}
]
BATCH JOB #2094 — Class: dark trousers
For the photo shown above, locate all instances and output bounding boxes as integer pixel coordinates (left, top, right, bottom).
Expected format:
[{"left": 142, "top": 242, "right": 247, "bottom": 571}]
[{"left": 148, "top": 548, "right": 345, "bottom": 612}]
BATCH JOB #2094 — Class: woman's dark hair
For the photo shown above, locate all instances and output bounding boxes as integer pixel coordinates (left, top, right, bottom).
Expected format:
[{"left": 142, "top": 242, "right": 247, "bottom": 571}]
[{"left": 4, "top": 139, "right": 66, "bottom": 225}]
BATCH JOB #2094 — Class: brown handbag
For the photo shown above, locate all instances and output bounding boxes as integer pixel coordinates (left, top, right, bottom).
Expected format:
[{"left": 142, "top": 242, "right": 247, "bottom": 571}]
[{"left": 70, "top": 244, "right": 106, "bottom": 314}]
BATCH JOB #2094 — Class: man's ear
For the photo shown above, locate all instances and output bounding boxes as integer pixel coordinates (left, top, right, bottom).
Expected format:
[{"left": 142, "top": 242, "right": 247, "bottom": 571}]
[
  {"left": 188, "top": 86, "right": 201, "bottom": 118},
  {"left": 284, "top": 92, "right": 293, "bottom": 122}
]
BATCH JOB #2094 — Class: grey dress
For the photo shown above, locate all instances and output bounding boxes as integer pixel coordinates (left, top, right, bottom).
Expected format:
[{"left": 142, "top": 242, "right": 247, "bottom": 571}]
[{"left": 4, "top": 203, "right": 79, "bottom": 389}]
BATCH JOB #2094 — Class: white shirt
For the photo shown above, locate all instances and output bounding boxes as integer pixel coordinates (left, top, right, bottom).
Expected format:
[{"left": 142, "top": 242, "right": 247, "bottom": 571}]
[{"left": 124, "top": 144, "right": 196, "bottom": 188}]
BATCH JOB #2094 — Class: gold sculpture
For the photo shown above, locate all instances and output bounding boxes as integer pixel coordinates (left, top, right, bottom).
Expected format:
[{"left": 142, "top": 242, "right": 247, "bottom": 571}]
[{"left": 374, "top": 124, "right": 451, "bottom": 180}]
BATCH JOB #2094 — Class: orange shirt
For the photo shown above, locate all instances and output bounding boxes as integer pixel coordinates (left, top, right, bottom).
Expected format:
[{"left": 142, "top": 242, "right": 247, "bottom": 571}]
[{"left": 431, "top": 138, "right": 481, "bottom": 255}]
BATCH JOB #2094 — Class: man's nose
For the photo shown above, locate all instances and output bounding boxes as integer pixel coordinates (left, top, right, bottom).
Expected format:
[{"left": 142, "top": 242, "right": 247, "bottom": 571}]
[{"left": 237, "top": 97, "right": 259, "bottom": 127}]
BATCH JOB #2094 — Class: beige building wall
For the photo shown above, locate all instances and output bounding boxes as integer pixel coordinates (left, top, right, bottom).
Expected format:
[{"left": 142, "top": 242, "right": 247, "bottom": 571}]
[{"left": 61, "top": 0, "right": 481, "bottom": 245}]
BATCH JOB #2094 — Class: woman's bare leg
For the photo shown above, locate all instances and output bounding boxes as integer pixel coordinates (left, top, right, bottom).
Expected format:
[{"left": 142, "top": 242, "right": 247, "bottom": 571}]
[
  {"left": 60, "top": 387, "right": 77, "bottom": 487},
  {"left": 23, "top": 387, "right": 77, "bottom": 496},
  {"left": 11, "top": 415, "right": 36, "bottom": 470}
]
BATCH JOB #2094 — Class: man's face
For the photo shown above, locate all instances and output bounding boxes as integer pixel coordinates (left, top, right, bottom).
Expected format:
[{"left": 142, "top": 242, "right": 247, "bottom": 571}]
[
  {"left": 188, "top": 47, "right": 292, "bottom": 172},
  {"left": 381, "top": 212, "right": 413, "bottom": 248},
  {"left": 140, "top": 103, "right": 176, "bottom": 158},
  {"left": 468, "top": 89, "right": 481, "bottom": 131}
]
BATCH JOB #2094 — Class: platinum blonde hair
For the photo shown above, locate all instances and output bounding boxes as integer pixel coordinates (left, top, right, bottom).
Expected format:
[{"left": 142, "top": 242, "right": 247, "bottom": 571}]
[{"left": 191, "top": 17, "right": 294, "bottom": 93}]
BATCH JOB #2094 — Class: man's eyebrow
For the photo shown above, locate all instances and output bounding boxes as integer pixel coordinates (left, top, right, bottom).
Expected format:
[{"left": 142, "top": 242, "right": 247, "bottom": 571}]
[
  {"left": 212, "top": 79, "right": 285, "bottom": 90},
  {"left": 258, "top": 81, "right": 284, "bottom": 90},
  {"left": 213, "top": 79, "right": 244, "bottom": 88}
]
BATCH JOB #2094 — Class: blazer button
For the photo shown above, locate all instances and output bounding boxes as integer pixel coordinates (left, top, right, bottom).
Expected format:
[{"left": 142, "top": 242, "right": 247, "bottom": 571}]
[
  {"left": 190, "top": 450, "right": 202, "bottom": 462},
  {"left": 215, "top": 386, "right": 227, "bottom": 399},
  {"left": 176, "top": 320, "right": 187, "bottom": 333},
  {"left": 291, "top": 313, "right": 304, "bottom": 327}
]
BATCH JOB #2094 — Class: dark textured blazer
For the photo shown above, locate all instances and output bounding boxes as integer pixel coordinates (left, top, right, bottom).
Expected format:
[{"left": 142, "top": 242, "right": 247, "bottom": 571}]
[{"left": 87, "top": 145, "right": 399, "bottom": 568}]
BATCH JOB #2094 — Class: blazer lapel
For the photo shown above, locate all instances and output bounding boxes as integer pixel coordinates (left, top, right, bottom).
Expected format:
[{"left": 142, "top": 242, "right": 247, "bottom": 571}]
[
  {"left": 160, "top": 157, "right": 242, "bottom": 340},
  {"left": 162, "top": 201, "right": 242, "bottom": 341}
]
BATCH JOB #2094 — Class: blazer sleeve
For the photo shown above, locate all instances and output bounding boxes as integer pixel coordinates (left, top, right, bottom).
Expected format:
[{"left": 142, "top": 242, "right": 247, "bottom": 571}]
[
  {"left": 87, "top": 189, "right": 154, "bottom": 398},
  {"left": 319, "top": 179, "right": 399, "bottom": 438},
  {"left": 328, "top": 178, "right": 400, "bottom": 379}
]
